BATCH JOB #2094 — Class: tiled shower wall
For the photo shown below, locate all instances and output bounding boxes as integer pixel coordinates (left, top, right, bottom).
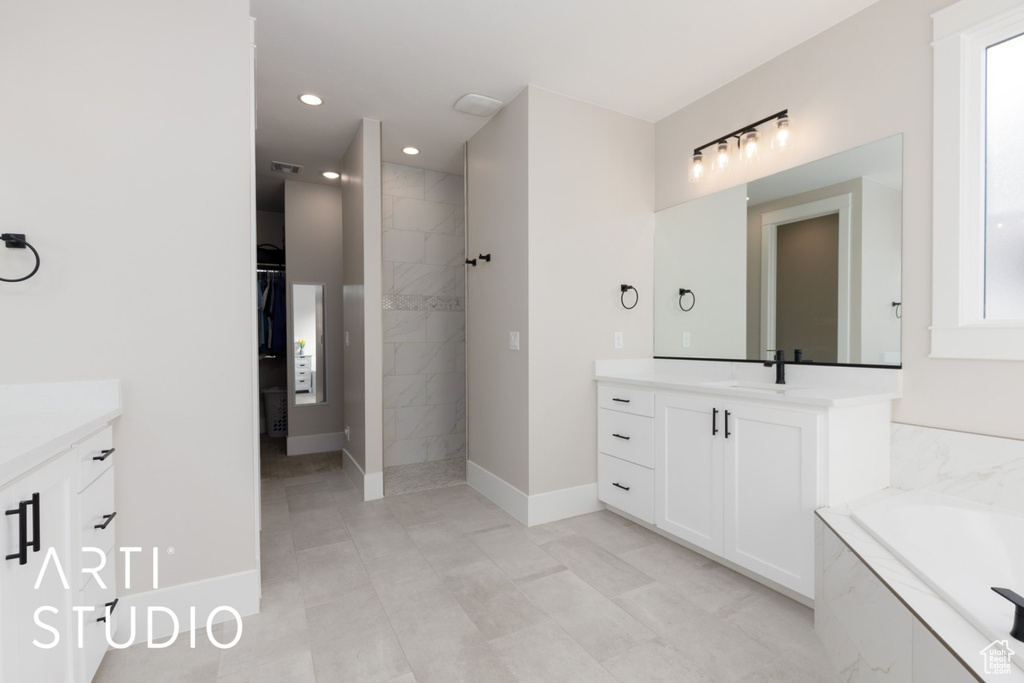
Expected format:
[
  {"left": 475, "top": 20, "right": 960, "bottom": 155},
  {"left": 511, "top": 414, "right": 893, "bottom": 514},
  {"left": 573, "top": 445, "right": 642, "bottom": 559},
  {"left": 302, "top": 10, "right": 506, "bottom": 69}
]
[{"left": 382, "top": 162, "right": 466, "bottom": 467}]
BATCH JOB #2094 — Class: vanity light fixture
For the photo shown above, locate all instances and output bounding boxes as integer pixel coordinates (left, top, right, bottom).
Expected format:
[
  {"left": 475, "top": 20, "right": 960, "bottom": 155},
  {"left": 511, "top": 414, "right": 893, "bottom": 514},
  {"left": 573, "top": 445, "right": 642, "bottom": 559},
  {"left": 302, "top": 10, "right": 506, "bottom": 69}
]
[
  {"left": 298, "top": 93, "right": 323, "bottom": 106},
  {"left": 689, "top": 109, "right": 792, "bottom": 183},
  {"left": 322, "top": 171, "right": 340, "bottom": 180},
  {"left": 402, "top": 147, "right": 420, "bottom": 155}
]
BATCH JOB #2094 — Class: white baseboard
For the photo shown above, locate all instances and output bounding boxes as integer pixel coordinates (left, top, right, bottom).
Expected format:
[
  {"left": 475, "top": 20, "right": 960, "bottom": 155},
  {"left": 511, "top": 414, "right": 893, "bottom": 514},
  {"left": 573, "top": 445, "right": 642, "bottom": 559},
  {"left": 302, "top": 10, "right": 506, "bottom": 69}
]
[
  {"left": 466, "top": 461, "right": 600, "bottom": 527},
  {"left": 341, "top": 448, "right": 384, "bottom": 501},
  {"left": 528, "top": 482, "right": 603, "bottom": 526},
  {"left": 114, "top": 569, "right": 260, "bottom": 645},
  {"left": 365, "top": 469, "right": 383, "bottom": 501},
  {"left": 287, "top": 432, "right": 345, "bottom": 456},
  {"left": 467, "top": 460, "right": 528, "bottom": 525}
]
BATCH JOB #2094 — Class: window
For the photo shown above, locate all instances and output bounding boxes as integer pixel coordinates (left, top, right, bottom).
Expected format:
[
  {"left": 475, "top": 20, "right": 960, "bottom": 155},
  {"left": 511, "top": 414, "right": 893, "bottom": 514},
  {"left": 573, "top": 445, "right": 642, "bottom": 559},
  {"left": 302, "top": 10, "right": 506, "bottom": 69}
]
[
  {"left": 984, "top": 32, "right": 1024, "bottom": 320},
  {"left": 932, "top": 0, "right": 1024, "bottom": 360}
]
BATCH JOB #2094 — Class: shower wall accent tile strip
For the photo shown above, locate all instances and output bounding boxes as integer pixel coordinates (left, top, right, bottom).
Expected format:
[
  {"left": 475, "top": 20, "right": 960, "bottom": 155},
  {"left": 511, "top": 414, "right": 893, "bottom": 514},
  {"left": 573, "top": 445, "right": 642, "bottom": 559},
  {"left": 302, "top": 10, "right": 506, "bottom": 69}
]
[
  {"left": 383, "top": 294, "right": 465, "bottom": 312},
  {"left": 382, "top": 162, "right": 466, "bottom": 472}
]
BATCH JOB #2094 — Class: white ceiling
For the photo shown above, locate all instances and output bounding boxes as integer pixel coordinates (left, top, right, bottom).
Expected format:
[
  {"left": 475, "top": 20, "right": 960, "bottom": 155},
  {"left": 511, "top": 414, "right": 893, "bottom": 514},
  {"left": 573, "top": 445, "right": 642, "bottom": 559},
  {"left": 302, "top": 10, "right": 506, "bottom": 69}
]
[{"left": 250, "top": 0, "right": 880, "bottom": 212}]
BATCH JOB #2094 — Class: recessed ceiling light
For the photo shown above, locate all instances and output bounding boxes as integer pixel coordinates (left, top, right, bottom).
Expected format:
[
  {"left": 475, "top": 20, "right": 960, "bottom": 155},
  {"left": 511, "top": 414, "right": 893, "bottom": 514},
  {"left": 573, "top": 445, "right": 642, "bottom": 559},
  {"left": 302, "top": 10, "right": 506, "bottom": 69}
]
[
  {"left": 322, "top": 171, "right": 340, "bottom": 180},
  {"left": 402, "top": 147, "right": 420, "bottom": 155},
  {"left": 298, "top": 94, "right": 323, "bottom": 106}
]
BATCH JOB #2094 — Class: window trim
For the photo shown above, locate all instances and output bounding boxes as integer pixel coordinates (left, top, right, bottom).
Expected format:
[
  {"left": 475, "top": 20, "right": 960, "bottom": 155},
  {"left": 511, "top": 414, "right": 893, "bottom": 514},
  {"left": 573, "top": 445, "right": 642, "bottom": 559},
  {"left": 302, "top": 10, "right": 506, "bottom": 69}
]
[{"left": 932, "top": 0, "right": 1024, "bottom": 360}]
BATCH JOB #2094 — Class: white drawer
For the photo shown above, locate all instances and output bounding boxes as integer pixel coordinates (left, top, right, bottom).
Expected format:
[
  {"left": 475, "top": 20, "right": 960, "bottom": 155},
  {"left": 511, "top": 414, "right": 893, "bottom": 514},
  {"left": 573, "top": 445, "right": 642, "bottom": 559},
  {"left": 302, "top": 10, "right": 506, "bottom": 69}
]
[
  {"left": 79, "top": 467, "right": 116, "bottom": 589},
  {"left": 598, "top": 409, "right": 654, "bottom": 468},
  {"left": 76, "top": 426, "right": 114, "bottom": 492},
  {"left": 295, "top": 358, "right": 311, "bottom": 369},
  {"left": 598, "top": 384, "right": 654, "bottom": 417},
  {"left": 295, "top": 378, "right": 311, "bottom": 391},
  {"left": 598, "top": 453, "right": 654, "bottom": 524},
  {"left": 77, "top": 558, "right": 117, "bottom": 683}
]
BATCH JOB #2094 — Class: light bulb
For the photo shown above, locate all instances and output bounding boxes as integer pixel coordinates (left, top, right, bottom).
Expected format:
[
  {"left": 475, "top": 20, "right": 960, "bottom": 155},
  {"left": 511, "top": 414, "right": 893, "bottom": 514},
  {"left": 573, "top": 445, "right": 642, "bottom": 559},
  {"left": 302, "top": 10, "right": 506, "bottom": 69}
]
[
  {"left": 773, "top": 115, "right": 791, "bottom": 150},
  {"left": 741, "top": 130, "right": 759, "bottom": 162},
  {"left": 715, "top": 140, "right": 730, "bottom": 172},
  {"left": 298, "top": 94, "right": 323, "bottom": 106},
  {"left": 689, "top": 152, "right": 704, "bottom": 183}
]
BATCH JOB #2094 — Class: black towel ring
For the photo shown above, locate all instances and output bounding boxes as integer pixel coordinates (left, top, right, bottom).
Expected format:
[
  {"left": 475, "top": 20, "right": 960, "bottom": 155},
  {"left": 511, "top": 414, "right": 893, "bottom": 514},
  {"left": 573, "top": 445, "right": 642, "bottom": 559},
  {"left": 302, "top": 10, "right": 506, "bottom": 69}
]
[
  {"left": 620, "top": 284, "right": 638, "bottom": 310},
  {"left": 892, "top": 301, "right": 902, "bottom": 319},
  {"left": 678, "top": 288, "right": 695, "bottom": 312},
  {"left": 0, "top": 234, "right": 41, "bottom": 283}
]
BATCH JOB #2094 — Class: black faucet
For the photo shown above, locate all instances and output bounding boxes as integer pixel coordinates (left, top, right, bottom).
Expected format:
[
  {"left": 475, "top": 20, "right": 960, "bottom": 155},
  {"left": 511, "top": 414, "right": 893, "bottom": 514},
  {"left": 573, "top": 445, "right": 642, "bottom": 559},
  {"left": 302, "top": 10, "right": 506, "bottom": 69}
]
[
  {"left": 993, "top": 587, "right": 1024, "bottom": 641},
  {"left": 764, "top": 349, "right": 786, "bottom": 385}
]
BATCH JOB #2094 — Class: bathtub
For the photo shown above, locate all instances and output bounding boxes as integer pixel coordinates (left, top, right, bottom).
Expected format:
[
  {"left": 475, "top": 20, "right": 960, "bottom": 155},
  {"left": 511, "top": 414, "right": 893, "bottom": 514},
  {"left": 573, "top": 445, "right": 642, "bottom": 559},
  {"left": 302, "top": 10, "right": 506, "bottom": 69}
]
[{"left": 852, "top": 489, "right": 1024, "bottom": 670}]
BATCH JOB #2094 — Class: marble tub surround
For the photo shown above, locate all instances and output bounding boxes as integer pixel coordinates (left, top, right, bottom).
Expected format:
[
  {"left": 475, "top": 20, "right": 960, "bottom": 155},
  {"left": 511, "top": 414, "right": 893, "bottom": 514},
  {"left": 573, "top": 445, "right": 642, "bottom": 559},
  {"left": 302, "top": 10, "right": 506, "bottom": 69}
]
[
  {"left": 382, "top": 162, "right": 466, "bottom": 469},
  {"left": 0, "top": 380, "right": 122, "bottom": 482},
  {"left": 595, "top": 358, "right": 901, "bottom": 407},
  {"left": 816, "top": 498, "right": 1023, "bottom": 682},
  {"left": 892, "top": 423, "right": 1024, "bottom": 514}
]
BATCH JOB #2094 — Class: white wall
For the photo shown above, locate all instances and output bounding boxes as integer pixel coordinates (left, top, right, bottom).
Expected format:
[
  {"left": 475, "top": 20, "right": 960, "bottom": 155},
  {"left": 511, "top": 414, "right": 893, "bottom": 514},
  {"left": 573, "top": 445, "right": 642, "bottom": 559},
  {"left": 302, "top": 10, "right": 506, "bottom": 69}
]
[
  {"left": 284, "top": 180, "right": 345, "bottom": 446},
  {"left": 0, "top": 0, "right": 256, "bottom": 592},
  {"left": 655, "top": 185, "right": 747, "bottom": 359},
  {"left": 341, "top": 119, "right": 384, "bottom": 498},
  {"left": 655, "top": 0, "right": 1024, "bottom": 438},
  {"left": 466, "top": 90, "right": 531, "bottom": 493},
  {"left": 527, "top": 86, "right": 655, "bottom": 495}
]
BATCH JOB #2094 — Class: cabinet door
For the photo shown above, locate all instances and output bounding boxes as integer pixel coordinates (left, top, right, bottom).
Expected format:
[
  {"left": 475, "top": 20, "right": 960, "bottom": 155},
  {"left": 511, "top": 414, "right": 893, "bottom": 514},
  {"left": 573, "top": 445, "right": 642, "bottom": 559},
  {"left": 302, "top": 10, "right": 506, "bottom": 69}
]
[
  {"left": 722, "top": 402, "right": 819, "bottom": 598},
  {"left": 0, "top": 454, "right": 76, "bottom": 683},
  {"left": 655, "top": 393, "right": 723, "bottom": 555}
]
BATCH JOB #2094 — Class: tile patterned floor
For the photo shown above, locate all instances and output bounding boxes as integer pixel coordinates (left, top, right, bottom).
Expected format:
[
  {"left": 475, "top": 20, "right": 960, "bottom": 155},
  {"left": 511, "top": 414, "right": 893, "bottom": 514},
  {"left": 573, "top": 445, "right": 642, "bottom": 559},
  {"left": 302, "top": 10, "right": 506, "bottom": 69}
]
[
  {"left": 384, "top": 458, "right": 466, "bottom": 496},
  {"left": 95, "top": 447, "right": 841, "bottom": 683}
]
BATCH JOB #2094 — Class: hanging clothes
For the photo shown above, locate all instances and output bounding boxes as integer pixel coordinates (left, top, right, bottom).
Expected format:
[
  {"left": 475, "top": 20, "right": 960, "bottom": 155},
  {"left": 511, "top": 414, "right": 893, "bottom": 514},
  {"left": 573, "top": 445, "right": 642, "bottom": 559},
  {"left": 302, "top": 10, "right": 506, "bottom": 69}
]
[{"left": 257, "top": 270, "right": 286, "bottom": 356}]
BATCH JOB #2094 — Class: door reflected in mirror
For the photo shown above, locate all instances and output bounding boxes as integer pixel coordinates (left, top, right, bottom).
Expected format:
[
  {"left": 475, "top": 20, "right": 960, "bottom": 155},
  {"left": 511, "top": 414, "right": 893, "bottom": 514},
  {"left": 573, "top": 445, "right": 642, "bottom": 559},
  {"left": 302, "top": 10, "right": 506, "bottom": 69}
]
[{"left": 292, "top": 283, "right": 327, "bottom": 405}]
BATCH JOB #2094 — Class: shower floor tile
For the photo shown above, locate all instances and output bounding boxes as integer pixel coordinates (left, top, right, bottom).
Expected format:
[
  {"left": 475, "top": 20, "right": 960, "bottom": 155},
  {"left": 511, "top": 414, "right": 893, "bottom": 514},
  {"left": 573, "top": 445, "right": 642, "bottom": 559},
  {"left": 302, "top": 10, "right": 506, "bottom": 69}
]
[{"left": 385, "top": 457, "right": 466, "bottom": 496}]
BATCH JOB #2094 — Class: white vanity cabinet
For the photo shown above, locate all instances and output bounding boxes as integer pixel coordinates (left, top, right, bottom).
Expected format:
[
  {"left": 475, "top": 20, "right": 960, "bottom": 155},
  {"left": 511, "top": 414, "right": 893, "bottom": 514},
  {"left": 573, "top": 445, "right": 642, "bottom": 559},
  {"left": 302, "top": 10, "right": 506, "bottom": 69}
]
[
  {"left": 596, "top": 371, "right": 894, "bottom": 602},
  {"left": 0, "top": 452, "right": 77, "bottom": 683},
  {"left": 656, "top": 392, "right": 819, "bottom": 597},
  {"left": 0, "top": 425, "right": 119, "bottom": 683}
]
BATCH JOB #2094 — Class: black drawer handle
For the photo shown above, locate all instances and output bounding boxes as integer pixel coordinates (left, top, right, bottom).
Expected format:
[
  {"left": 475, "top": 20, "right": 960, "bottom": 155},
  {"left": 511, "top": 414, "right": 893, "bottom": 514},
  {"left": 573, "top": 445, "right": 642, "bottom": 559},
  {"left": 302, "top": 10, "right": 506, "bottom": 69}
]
[
  {"left": 612, "top": 482, "right": 631, "bottom": 491},
  {"left": 96, "top": 598, "right": 119, "bottom": 623},
  {"left": 612, "top": 433, "right": 630, "bottom": 441},
  {"left": 95, "top": 512, "right": 117, "bottom": 530},
  {"left": 712, "top": 408, "right": 718, "bottom": 436},
  {"left": 93, "top": 448, "right": 115, "bottom": 462},
  {"left": 611, "top": 397, "right": 630, "bottom": 404},
  {"left": 4, "top": 493, "right": 40, "bottom": 565},
  {"left": 725, "top": 410, "right": 731, "bottom": 439}
]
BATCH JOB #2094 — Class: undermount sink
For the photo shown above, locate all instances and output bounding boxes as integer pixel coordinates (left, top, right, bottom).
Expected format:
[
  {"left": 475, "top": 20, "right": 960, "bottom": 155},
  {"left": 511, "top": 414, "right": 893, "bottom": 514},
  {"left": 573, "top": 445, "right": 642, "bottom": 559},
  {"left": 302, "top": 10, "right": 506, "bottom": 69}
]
[{"left": 701, "top": 380, "right": 806, "bottom": 394}]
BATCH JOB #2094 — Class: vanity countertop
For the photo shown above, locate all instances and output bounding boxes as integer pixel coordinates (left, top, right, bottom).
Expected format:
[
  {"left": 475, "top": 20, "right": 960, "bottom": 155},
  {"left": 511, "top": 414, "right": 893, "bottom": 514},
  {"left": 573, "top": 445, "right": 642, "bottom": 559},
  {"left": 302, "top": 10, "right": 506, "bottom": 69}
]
[
  {"left": 595, "top": 359, "right": 901, "bottom": 408},
  {"left": 0, "top": 380, "right": 122, "bottom": 484}
]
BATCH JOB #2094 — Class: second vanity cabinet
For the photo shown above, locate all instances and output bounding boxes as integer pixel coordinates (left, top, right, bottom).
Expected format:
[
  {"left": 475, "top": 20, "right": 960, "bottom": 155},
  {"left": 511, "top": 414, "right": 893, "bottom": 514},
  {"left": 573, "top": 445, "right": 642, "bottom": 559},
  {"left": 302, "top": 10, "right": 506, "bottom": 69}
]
[{"left": 598, "top": 378, "right": 892, "bottom": 601}]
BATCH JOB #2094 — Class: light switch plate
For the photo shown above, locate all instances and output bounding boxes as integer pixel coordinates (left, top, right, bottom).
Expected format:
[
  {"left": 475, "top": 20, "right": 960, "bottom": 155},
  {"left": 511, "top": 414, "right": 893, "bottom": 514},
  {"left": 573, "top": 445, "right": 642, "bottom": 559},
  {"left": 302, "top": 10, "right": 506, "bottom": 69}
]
[
  {"left": 683, "top": 332, "right": 691, "bottom": 348},
  {"left": 509, "top": 331, "right": 520, "bottom": 350},
  {"left": 344, "top": 331, "right": 350, "bottom": 347},
  {"left": 614, "top": 331, "right": 623, "bottom": 349}
]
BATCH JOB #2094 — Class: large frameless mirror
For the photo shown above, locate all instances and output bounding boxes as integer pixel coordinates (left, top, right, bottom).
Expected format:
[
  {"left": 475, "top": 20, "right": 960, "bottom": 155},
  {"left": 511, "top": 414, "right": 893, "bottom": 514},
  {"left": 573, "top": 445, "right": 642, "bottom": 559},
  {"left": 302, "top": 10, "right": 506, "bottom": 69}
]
[
  {"left": 654, "top": 134, "right": 903, "bottom": 367},
  {"left": 292, "top": 283, "right": 327, "bottom": 405}
]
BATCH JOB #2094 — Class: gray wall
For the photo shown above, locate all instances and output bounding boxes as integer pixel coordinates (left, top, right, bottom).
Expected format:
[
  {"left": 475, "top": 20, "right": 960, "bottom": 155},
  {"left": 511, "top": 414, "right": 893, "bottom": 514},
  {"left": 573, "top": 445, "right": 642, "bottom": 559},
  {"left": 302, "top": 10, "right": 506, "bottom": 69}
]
[
  {"left": 284, "top": 180, "right": 345, "bottom": 447},
  {"left": 342, "top": 119, "right": 384, "bottom": 497},
  {"left": 0, "top": 0, "right": 256, "bottom": 592}
]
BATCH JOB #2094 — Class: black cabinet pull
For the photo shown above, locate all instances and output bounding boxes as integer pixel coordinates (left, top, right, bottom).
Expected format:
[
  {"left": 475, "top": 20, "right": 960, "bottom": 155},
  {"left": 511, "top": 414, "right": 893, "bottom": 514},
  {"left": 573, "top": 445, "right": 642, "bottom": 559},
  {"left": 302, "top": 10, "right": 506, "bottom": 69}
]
[
  {"left": 612, "top": 482, "right": 630, "bottom": 491},
  {"left": 612, "top": 433, "right": 630, "bottom": 441},
  {"left": 29, "top": 492, "right": 39, "bottom": 553},
  {"left": 724, "top": 411, "right": 731, "bottom": 439},
  {"left": 712, "top": 408, "right": 718, "bottom": 436},
  {"left": 5, "top": 501, "right": 28, "bottom": 565},
  {"left": 611, "top": 397, "right": 630, "bottom": 404},
  {"left": 93, "top": 448, "right": 115, "bottom": 462},
  {"left": 95, "top": 512, "right": 117, "bottom": 530},
  {"left": 96, "top": 598, "right": 119, "bottom": 623}
]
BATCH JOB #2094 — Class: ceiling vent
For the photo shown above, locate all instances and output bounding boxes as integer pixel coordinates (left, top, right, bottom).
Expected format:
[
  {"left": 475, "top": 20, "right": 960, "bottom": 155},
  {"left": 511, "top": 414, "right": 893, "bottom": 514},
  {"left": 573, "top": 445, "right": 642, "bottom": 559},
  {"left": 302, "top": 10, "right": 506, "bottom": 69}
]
[
  {"left": 271, "top": 161, "right": 303, "bottom": 175},
  {"left": 454, "top": 93, "right": 504, "bottom": 117}
]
